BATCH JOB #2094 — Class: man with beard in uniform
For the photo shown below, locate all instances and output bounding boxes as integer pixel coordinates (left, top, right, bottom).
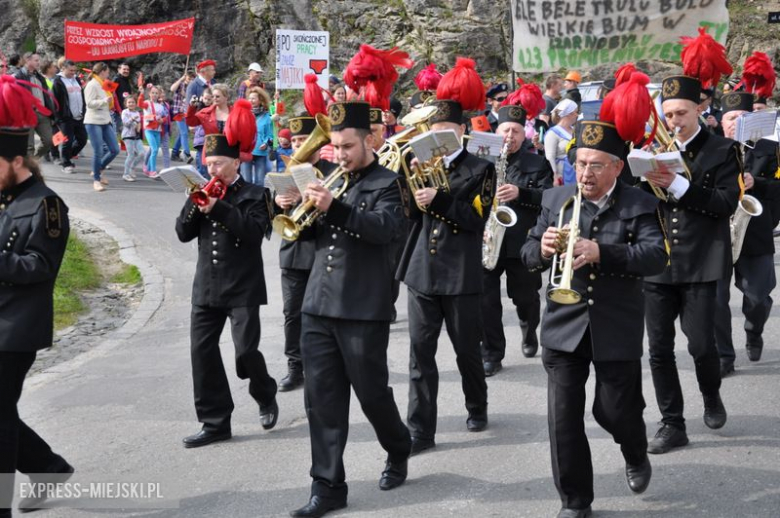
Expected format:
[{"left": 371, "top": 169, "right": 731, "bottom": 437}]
[
  {"left": 176, "top": 132, "right": 279, "bottom": 448},
  {"left": 643, "top": 72, "right": 740, "bottom": 454},
  {"left": 289, "top": 101, "right": 411, "bottom": 518},
  {"left": 397, "top": 58, "right": 496, "bottom": 456},
  {"left": 482, "top": 104, "right": 553, "bottom": 377},
  {"left": 714, "top": 91, "right": 780, "bottom": 375},
  {"left": 274, "top": 114, "right": 336, "bottom": 391}
]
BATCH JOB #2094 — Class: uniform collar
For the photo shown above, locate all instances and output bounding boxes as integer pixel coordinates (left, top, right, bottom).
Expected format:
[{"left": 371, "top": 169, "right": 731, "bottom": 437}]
[
  {"left": 0, "top": 174, "right": 36, "bottom": 205},
  {"left": 349, "top": 156, "right": 378, "bottom": 181},
  {"left": 675, "top": 125, "right": 702, "bottom": 151},
  {"left": 444, "top": 148, "right": 466, "bottom": 170}
]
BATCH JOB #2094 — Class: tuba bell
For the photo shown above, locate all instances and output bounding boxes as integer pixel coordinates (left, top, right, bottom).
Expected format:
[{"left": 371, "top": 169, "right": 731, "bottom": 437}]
[
  {"left": 378, "top": 105, "right": 438, "bottom": 172},
  {"left": 547, "top": 184, "right": 583, "bottom": 305},
  {"left": 282, "top": 113, "right": 332, "bottom": 170}
]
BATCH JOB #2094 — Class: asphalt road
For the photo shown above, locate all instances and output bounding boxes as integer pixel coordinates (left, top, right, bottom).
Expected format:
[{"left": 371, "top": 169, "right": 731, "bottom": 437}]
[{"left": 15, "top": 153, "right": 780, "bottom": 518}]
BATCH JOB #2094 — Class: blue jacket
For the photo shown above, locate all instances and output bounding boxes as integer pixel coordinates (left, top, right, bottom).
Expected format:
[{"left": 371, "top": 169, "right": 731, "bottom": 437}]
[
  {"left": 276, "top": 147, "right": 294, "bottom": 172},
  {"left": 251, "top": 111, "right": 273, "bottom": 157}
]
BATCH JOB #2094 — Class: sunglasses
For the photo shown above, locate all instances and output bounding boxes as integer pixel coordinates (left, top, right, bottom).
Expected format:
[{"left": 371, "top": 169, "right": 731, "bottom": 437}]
[{"left": 494, "top": 96, "right": 508, "bottom": 102}]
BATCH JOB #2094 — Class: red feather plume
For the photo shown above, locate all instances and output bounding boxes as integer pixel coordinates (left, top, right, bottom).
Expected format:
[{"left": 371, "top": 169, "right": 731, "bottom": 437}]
[
  {"left": 303, "top": 74, "right": 329, "bottom": 116},
  {"left": 414, "top": 64, "right": 443, "bottom": 91},
  {"left": 436, "top": 57, "right": 485, "bottom": 112},
  {"left": 614, "top": 63, "right": 636, "bottom": 87},
  {"left": 225, "top": 98, "right": 257, "bottom": 154},
  {"left": 600, "top": 72, "right": 654, "bottom": 146},
  {"left": 0, "top": 74, "right": 51, "bottom": 127},
  {"left": 502, "top": 83, "right": 545, "bottom": 120},
  {"left": 680, "top": 27, "right": 733, "bottom": 89},
  {"left": 741, "top": 52, "right": 776, "bottom": 99},
  {"left": 343, "top": 44, "right": 413, "bottom": 110}
]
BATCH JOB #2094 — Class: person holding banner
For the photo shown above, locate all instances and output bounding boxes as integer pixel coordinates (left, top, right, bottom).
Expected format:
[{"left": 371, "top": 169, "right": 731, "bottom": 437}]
[{"left": 83, "top": 63, "right": 120, "bottom": 192}]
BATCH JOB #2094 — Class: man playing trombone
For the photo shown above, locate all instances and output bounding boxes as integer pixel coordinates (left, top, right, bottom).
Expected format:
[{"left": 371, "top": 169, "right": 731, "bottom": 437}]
[{"left": 521, "top": 74, "right": 667, "bottom": 518}]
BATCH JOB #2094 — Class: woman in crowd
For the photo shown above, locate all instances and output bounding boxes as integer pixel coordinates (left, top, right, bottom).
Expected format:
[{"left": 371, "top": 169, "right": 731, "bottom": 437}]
[
  {"left": 191, "top": 88, "right": 213, "bottom": 178},
  {"left": 543, "top": 98, "right": 578, "bottom": 185},
  {"left": 242, "top": 87, "right": 273, "bottom": 186},
  {"left": 83, "top": 62, "right": 120, "bottom": 191}
]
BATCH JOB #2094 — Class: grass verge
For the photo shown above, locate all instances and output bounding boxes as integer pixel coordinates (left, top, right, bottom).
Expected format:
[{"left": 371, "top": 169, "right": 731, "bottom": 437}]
[{"left": 53, "top": 235, "right": 101, "bottom": 330}]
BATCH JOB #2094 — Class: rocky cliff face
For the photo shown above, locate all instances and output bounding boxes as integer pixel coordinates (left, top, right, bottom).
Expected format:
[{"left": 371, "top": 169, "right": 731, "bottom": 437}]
[{"left": 1, "top": 0, "right": 778, "bottom": 97}]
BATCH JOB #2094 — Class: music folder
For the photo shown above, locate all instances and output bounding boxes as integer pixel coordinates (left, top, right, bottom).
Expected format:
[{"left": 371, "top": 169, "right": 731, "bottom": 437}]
[{"left": 159, "top": 166, "right": 207, "bottom": 193}]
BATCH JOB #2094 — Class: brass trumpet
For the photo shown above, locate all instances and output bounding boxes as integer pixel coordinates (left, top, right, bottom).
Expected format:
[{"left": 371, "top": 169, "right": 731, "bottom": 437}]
[
  {"left": 547, "top": 184, "right": 583, "bottom": 305},
  {"left": 272, "top": 165, "right": 350, "bottom": 241},
  {"left": 282, "top": 113, "right": 332, "bottom": 170},
  {"left": 378, "top": 105, "right": 439, "bottom": 172}
]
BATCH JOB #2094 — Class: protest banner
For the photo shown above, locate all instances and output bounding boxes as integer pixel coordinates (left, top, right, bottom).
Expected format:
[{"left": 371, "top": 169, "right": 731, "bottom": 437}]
[
  {"left": 275, "top": 29, "right": 329, "bottom": 90},
  {"left": 510, "top": 0, "right": 729, "bottom": 72},
  {"left": 65, "top": 18, "right": 195, "bottom": 61}
]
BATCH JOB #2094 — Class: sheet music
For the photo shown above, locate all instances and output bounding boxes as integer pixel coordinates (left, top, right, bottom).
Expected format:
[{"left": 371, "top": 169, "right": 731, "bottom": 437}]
[
  {"left": 627, "top": 149, "right": 686, "bottom": 177},
  {"left": 467, "top": 131, "right": 505, "bottom": 161},
  {"left": 736, "top": 110, "right": 779, "bottom": 144},
  {"left": 265, "top": 173, "right": 299, "bottom": 195},
  {"left": 289, "top": 163, "right": 320, "bottom": 193},
  {"left": 409, "top": 130, "right": 462, "bottom": 162},
  {"left": 158, "top": 166, "right": 207, "bottom": 193}
]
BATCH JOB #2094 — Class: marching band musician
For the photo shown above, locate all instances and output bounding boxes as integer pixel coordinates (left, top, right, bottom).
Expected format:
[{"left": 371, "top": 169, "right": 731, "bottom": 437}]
[
  {"left": 274, "top": 113, "right": 337, "bottom": 392},
  {"left": 521, "top": 73, "right": 667, "bottom": 517},
  {"left": 396, "top": 58, "right": 496, "bottom": 455},
  {"left": 714, "top": 90, "right": 780, "bottom": 375},
  {"left": 481, "top": 104, "right": 554, "bottom": 377},
  {"left": 642, "top": 31, "right": 740, "bottom": 454},
  {"left": 175, "top": 131, "right": 279, "bottom": 448},
  {"left": 290, "top": 101, "right": 412, "bottom": 518}
]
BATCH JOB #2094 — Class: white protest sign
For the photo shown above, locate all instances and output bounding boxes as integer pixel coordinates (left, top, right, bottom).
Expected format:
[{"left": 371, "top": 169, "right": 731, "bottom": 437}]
[
  {"left": 510, "top": 0, "right": 730, "bottom": 73},
  {"left": 275, "top": 29, "right": 329, "bottom": 90}
]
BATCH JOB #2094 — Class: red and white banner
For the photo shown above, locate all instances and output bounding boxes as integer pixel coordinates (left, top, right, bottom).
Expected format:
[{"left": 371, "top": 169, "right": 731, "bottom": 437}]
[{"left": 64, "top": 18, "right": 195, "bottom": 61}]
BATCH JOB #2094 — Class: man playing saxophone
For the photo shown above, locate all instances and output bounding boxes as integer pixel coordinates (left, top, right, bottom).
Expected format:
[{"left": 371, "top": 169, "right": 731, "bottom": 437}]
[
  {"left": 521, "top": 74, "right": 667, "bottom": 517},
  {"left": 481, "top": 104, "right": 553, "bottom": 377}
]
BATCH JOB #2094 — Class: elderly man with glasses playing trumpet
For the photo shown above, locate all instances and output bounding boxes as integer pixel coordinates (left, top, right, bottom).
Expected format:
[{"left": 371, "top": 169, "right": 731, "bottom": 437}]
[{"left": 521, "top": 73, "right": 667, "bottom": 518}]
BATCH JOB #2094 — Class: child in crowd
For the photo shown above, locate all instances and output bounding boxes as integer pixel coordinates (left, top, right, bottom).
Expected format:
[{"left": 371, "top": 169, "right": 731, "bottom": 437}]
[
  {"left": 275, "top": 128, "right": 293, "bottom": 172},
  {"left": 139, "top": 85, "right": 168, "bottom": 178},
  {"left": 121, "top": 95, "right": 143, "bottom": 181}
]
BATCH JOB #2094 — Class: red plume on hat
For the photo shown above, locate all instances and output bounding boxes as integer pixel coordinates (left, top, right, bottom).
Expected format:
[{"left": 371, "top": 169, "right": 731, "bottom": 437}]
[
  {"left": 224, "top": 98, "right": 257, "bottom": 155},
  {"left": 303, "top": 74, "right": 329, "bottom": 116},
  {"left": 0, "top": 74, "right": 51, "bottom": 127},
  {"left": 436, "top": 57, "right": 485, "bottom": 112},
  {"left": 680, "top": 26, "right": 733, "bottom": 89},
  {"left": 614, "top": 63, "right": 636, "bottom": 87},
  {"left": 600, "top": 72, "right": 655, "bottom": 146},
  {"left": 414, "top": 63, "right": 443, "bottom": 91},
  {"left": 502, "top": 82, "right": 545, "bottom": 120},
  {"left": 343, "top": 44, "right": 413, "bottom": 110},
  {"left": 739, "top": 51, "right": 776, "bottom": 99}
]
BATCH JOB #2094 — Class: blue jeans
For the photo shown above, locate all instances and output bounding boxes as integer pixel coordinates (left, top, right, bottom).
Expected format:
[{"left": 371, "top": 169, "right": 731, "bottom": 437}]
[
  {"left": 85, "top": 123, "right": 120, "bottom": 180},
  {"left": 145, "top": 130, "right": 161, "bottom": 173},
  {"left": 171, "top": 119, "right": 191, "bottom": 156},
  {"left": 240, "top": 155, "right": 268, "bottom": 185}
]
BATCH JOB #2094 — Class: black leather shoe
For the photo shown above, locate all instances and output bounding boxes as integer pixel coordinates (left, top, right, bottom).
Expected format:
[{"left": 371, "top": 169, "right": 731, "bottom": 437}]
[
  {"left": 279, "top": 368, "right": 305, "bottom": 392},
  {"left": 522, "top": 341, "right": 538, "bottom": 358},
  {"left": 647, "top": 424, "right": 688, "bottom": 454},
  {"left": 289, "top": 496, "right": 347, "bottom": 517},
  {"left": 483, "top": 361, "right": 502, "bottom": 377},
  {"left": 625, "top": 455, "right": 652, "bottom": 494},
  {"left": 556, "top": 506, "right": 592, "bottom": 518},
  {"left": 409, "top": 437, "right": 436, "bottom": 456},
  {"left": 703, "top": 392, "right": 727, "bottom": 429},
  {"left": 183, "top": 429, "right": 232, "bottom": 448},
  {"left": 379, "top": 458, "right": 408, "bottom": 490},
  {"left": 746, "top": 340, "right": 763, "bottom": 362},
  {"left": 18, "top": 463, "right": 75, "bottom": 513},
  {"left": 466, "top": 410, "right": 488, "bottom": 432},
  {"left": 720, "top": 358, "right": 735, "bottom": 378},
  {"left": 260, "top": 398, "right": 279, "bottom": 430}
]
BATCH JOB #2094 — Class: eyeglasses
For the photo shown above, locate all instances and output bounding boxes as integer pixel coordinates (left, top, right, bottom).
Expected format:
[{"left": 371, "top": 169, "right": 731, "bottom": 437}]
[
  {"left": 575, "top": 161, "right": 611, "bottom": 174},
  {"left": 494, "top": 96, "right": 508, "bottom": 102}
]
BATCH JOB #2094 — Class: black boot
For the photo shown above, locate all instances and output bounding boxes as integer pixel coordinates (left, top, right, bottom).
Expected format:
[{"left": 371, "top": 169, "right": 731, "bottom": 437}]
[{"left": 279, "top": 365, "right": 304, "bottom": 392}]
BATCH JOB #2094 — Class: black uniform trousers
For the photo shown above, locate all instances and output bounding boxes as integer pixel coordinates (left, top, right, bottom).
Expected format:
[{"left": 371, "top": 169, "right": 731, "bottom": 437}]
[
  {"left": 407, "top": 288, "right": 488, "bottom": 440},
  {"left": 714, "top": 254, "right": 775, "bottom": 359},
  {"left": 481, "top": 256, "right": 542, "bottom": 362},
  {"left": 1, "top": 352, "right": 70, "bottom": 513},
  {"left": 281, "top": 268, "right": 310, "bottom": 370},
  {"left": 190, "top": 305, "right": 277, "bottom": 432},
  {"left": 645, "top": 281, "right": 721, "bottom": 430},
  {"left": 543, "top": 332, "right": 647, "bottom": 510},
  {"left": 58, "top": 119, "right": 88, "bottom": 168},
  {"left": 301, "top": 314, "right": 411, "bottom": 503}
]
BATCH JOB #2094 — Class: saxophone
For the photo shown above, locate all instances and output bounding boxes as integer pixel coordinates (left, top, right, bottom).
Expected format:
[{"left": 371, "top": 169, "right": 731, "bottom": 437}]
[
  {"left": 482, "top": 140, "right": 518, "bottom": 270},
  {"left": 731, "top": 148, "right": 763, "bottom": 263}
]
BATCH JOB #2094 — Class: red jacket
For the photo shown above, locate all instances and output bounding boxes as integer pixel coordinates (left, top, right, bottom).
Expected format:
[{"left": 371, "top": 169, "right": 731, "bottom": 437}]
[{"left": 186, "top": 104, "right": 252, "bottom": 162}]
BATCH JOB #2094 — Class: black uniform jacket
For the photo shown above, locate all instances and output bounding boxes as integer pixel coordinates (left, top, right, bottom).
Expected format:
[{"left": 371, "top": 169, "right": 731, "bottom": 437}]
[
  {"left": 742, "top": 138, "right": 780, "bottom": 257},
  {"left": 643, "top": 129, "right": 740, "bottom": 284},
  {"left": 521, "top": 182, "right": 667, "bottom": 361},
  {"left": 175, "top": 177, "right": 270, "bottom": 308},
  {"left": 278, "top": 159, "right": 337, "bottom": 271},
  {"left": 301, "top": 159, "right": 405, "bottom": 322},
  {"left": 500, "top": 149, "right": 554, "bottom": 259},
  {"left": 397, "top": 149, "right": 496, "bottom": 295},
  {"left": 0, "top": 177, "right": 69, "bottom": 353}
]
